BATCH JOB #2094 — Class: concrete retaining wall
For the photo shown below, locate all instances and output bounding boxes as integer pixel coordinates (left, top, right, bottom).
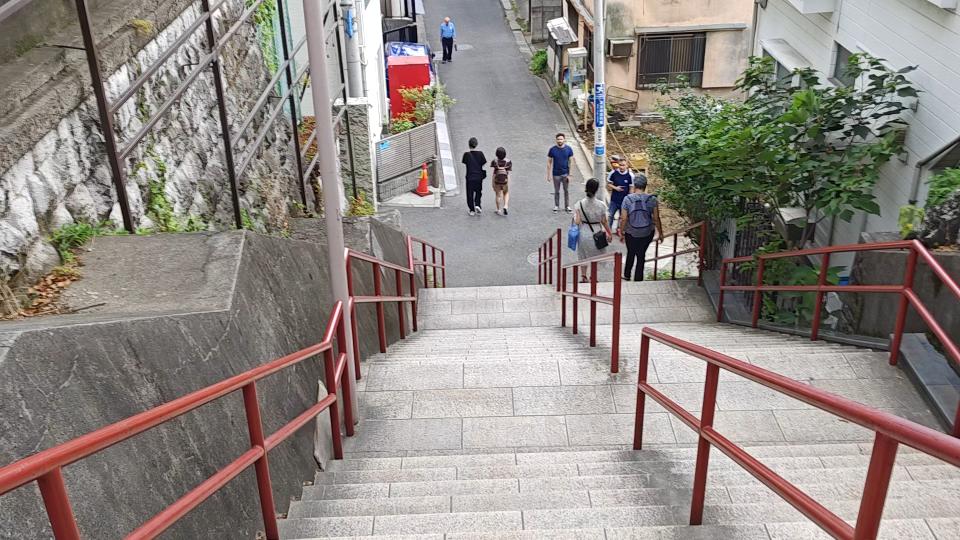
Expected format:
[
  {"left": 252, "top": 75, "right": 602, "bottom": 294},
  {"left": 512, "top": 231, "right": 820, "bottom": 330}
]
[{"left": 0, "top": 225, "right": 414, "bottom": 539}]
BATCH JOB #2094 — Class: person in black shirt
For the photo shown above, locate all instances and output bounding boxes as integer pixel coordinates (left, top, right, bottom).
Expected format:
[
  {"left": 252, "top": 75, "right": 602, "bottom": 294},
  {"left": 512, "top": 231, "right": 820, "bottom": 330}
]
[{"left": 461, "top": 137, "right": 487, "bottom": 216}]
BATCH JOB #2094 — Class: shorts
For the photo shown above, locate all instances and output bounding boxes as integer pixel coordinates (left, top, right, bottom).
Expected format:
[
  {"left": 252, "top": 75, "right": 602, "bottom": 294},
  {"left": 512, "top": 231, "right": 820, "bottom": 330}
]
[{"left": 494, "top": 182, "right": 509, "bottom": 195}]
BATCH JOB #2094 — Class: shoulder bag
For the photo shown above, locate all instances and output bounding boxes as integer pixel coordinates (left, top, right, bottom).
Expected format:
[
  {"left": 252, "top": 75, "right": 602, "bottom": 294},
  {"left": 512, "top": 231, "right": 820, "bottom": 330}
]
[{"left": 579, "top": 201, "right": 608, "bottom": 250}]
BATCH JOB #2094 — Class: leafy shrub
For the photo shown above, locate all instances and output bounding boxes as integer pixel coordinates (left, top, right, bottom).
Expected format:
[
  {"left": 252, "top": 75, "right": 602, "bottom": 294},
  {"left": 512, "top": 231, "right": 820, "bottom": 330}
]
[
  {"left": 898, "top": 205, "right": 925, "bottom": 238},
  {"left": 924, "top": 168, "right": 960, "bottom": 209},
  {"left": 49, "top": 221, "right": 124, "bottom": 263},
  {"left": 348, "top": 190, "right": 376, "bottom": 216},
  {"left": 530, "top": 50, "right": 547, "bottom": 76}
]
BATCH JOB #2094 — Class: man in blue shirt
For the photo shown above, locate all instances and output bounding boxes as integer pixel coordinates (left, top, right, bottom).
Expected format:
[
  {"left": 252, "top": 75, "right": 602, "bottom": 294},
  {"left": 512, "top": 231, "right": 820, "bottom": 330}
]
[
  {"left": 440, "top": 17, "right": 456, "bottom": 63},
  {"left": 547, "top": 133, "right": 575, "bottom": 213},
  {"left": 606, "top": 157, "right": 634, "bottom": 233}
]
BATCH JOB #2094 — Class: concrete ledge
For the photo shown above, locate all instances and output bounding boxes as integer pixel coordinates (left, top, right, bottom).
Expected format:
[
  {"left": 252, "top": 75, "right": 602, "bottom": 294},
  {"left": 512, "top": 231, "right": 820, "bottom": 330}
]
[{"left": 899, "top": 333, "right": 960, "bottom": 433}]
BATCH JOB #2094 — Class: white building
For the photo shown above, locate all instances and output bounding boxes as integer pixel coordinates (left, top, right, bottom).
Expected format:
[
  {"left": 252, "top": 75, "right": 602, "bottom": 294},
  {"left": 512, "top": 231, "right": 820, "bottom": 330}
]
[{"left": 754, "top": 0, "right": 960, "bottom": 256}]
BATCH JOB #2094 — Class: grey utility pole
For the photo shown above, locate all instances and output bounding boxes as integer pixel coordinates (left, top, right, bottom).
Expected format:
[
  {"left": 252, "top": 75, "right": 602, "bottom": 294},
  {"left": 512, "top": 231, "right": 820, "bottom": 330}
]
[
  {"left": 592, "top": 0, "right": 607, "bottom": 199},
  {"left": 303, "top": 0, "right": 360, "bottom": 417},
  {"left": 339, "top": 0, "right": 364, "bottom": 97}
]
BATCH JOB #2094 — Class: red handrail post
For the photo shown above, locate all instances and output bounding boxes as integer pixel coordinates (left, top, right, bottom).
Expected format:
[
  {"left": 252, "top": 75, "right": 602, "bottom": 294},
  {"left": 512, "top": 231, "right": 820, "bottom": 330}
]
[
  {"left": 653, "top": 240, "right": 659, "bottom": 280},
  {"left": 37, "top": 468, "right": 81, "bottom": 540},
  {"left": 538, "top": 246, "right": 543, "bottom": 284},
  {"left": 323, "top": 349, "right": 344, "bottom": 460},
  {"left": 409, "top": 273, "right": 418, "bottom": 333},
  {"left": 751, "top": 258, "right": 765, "bottom": 328},
  {"left": 432, "top": 248, "right": 438, "bottom": 288},
  {"left": 611, "top": 253, "right": 622, "bottom": 373},
  {"left": 671, "top": 233, "right": 678, "bottom": 279},
  {"left": 572, "top": 266, "right": 579, "bottom": 335},
  {"left": 890, "top": 248, "right": 918, "bottom": 366},
  {"left": 556, "top": 228, "right": 562, "bottom": 291},
  {"left": 810, "top": 252, "right": 830, "bottom": 342},
  {"left": 633, "top": 334, "right": 650, "bottom": 450},
  {"left": 441, "top": 251, "right": 446, "bottom": 288},
  {"left": 852, "top": 432, "right": 899, "bottom": 540},
  {"left": 589, "top": 262, "right": 598, "bottom": 347},
  {"left": 561, "top": 268, "right": 568, "bottom": 327},
  {"left": 373, "top": 262, "right": 387, "bottom": 353},
  {"left": 698, "top": 222, "right": 707, "bottom": 287},
  {"left": 395, "top": 269, "right": 406, "bottom": 340},
  {"left": 690, "top": 362, "right": 720, "bottom": 526},
  {"left": 350, "top": 300, "right": 361, "bottom": 378},
  {"left": 548, "top": 238, "right": 554, "bottom": 286},
  {"left": 422, "top": 243, "right": 428, "bottom": 286},
  {"left": 336, "top": 316, "right": 355, "bottom": 436},
  {"left": 717, "top": 261, "right": 727, "bottom": 323},
  {"left": 241, "top": 382, "right": 280, "bottom": 540}
]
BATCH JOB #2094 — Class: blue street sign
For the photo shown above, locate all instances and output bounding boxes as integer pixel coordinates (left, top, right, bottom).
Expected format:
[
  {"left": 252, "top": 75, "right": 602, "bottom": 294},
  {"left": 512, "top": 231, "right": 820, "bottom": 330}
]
[
  {"left": 378, "top": 141, "right": 390, "bottom": 151},
  {"left": 594, "top": 84, "right": 605, "bottom": 128},
  {"left": 595, "top": 145, "right": 605, "bottom": 156}
]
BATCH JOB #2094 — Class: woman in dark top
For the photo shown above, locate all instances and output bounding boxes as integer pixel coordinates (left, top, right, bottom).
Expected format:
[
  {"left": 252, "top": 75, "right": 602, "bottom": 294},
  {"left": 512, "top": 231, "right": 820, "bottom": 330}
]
[{"left": 461, "top": 137, "right": 487, "bottom": 216}]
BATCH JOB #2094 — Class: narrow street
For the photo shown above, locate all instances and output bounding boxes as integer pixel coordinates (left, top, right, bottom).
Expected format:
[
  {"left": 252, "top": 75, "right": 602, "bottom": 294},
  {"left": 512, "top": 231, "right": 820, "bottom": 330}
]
[{"left": 398, "top": 0, "right": 588, "bottom": 287}]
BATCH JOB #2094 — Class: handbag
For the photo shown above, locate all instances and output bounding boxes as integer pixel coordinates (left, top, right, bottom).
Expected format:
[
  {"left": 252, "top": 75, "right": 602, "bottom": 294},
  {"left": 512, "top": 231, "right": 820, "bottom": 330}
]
[
  {"left": 568, "top": 221, "right": 579, "bottom": 251},
  {"left": 579, "top": 201, "right": 608, "bottom": 250}
]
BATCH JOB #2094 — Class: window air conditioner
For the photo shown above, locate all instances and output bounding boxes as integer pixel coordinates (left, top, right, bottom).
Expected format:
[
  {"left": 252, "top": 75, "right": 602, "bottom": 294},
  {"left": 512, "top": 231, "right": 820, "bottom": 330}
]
[{"left": 606, "top": 38, "right": 634, "bottom": 58}]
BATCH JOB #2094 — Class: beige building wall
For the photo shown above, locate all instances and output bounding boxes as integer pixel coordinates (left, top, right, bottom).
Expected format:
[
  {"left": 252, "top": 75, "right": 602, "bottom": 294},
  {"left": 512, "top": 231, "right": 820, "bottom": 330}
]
[{"left": 564, "top": 0, "right": 754, "bottom": 111}]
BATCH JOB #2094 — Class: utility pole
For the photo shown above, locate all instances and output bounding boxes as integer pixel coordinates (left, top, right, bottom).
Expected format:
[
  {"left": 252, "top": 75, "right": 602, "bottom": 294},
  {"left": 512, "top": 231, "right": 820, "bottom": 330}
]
[
  {"left": 339, "top": 0, "right": 364, "bottom": 97},
  {"left": 303, "top": 0, "right": 360, "bottom": 418},
  {"left": 592, "top": 0, "right": 607, "bottom": 200}
]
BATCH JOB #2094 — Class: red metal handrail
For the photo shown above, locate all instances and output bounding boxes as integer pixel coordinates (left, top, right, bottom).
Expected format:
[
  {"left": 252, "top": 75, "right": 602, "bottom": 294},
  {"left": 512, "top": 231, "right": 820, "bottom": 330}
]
[
  {"left": 0, "top": 301, "right": 357, "bottom": 540},
  {"left": 646, "top": 221, "right": 707, "bottom": 285},
  {"left": 717, "top": 239, "right": 960, "bottom": 436},
  {"left": 538, "top": 228, "right": 562, "bottom": 291},
  {"left": 345, "top": 236, "right": 446, "bottom": 360},
  {"left": 634, "top": 327, "right": 960, "bottom": 540},
  {"left": 561, "top": 252, "right": 623, "bottom": 372}
]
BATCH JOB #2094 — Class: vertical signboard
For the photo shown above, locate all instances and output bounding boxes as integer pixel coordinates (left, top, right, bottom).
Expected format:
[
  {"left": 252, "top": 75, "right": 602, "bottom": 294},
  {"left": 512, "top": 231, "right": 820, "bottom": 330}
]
[{"left": 594, "top": 83, "right": 605, "bottom": 156}]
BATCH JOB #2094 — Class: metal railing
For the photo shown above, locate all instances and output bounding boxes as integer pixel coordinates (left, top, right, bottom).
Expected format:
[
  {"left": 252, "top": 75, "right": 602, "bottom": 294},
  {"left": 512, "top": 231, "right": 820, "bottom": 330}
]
[
  {"left": 345, "top": 236, "right": 446, "bottom": 358},
  {"left": 538, "top": 228, "right": 562, "bottom": 291},
  {"left": 716, "top": 239, "right": 960, "bottom": 436},
  {"left": 561, "top": 252, "right": 623, "bottom": 372},
  {"left": 1, "top": 0, "right": 356, "bottom": 231},
  {"left": 0, "top": 300, "right": 357, "bottom": 540},
  {"left": 633, "top": 327, "right": 960, "bottom": 540},
  {"left": 646, "top": 221, "right": 707, "bottom": 284}
]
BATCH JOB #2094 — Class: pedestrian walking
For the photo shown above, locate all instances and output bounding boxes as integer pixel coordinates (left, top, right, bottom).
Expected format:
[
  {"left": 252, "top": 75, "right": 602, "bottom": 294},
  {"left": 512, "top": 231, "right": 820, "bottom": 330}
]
[
  {"left": 440, "top": 17, "right": 456, "bottom": 63},
  {"left": 619, "top": 174, "right": 664, "bottom": 281},
  {"left": 547, "top": 133, "right": 575, "bottom": 214},
  {"left": 574, "top": 178, "right": 613, "bottom": 282},
  {"left": 462, "top": 137, "right": 487, "bottom": 216},
  {"left": 490, "top": 147, "right": 512, "bottom": 216},
  {"left": 606, "top": 157, "right": 634, "bottom": 233}
]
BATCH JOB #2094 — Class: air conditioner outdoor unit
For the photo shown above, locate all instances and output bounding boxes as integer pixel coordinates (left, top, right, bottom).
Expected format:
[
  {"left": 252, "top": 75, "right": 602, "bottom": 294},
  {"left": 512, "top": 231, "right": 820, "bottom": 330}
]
[{"left": 606, "top": 38, "right": 634, "bottom": 58}]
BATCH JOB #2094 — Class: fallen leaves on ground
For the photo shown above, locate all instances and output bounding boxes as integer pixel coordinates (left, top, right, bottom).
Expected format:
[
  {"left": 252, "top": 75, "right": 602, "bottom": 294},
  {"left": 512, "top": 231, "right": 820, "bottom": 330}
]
[{"left": 0, "top": 267, "right": 82, "bottom": 320}]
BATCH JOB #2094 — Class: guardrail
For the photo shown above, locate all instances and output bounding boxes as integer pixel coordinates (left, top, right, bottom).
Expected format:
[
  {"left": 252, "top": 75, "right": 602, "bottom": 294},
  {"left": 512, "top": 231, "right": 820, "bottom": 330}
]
[
  {"left": 646, "top": 221, "right": 707, "bottom": 285},
  {"left": 717, "top": 239, "right": 960, "bottom": 436},
  {"left": 538, "top": 228, "right": 562, "bottom": 291},
  {"left": 561, "top": 252, "right": 623, "bottom": 372},
  {"left": 633, "top": 327, "right": 960, "bottom": 540},
  {"left": 345, "top": 236, "right": 446, "bottom": 359},
  {"left": 0, "top": 301, "right": 357, "bottom": 540}
]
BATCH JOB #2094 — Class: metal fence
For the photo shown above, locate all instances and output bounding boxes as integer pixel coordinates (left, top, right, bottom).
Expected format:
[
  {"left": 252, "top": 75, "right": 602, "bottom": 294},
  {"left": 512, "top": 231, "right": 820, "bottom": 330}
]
[
  {"left": 375, "top": 121, "right": 438, "bottom": 183},
  {"left": 0, "top": 0, "right": 355, "bottom": 231}
]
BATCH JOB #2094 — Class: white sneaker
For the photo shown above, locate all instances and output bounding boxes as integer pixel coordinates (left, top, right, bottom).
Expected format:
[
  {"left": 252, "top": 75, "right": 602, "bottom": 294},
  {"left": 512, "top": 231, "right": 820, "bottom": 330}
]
[
  {"left": 553, "top": 206, "right": 559, "bottom": 213},
  {"left": 496, "top": 209, "right": 502, "bottom": 216},
  {"left": 566, "top": 206, "right": 573, "bottom": 213},
  {"left": 469, "top": 211, "right": 476, "bottom": 216},
  {"left": 477, "top": 206, "right": 482, "bottom": 214}
]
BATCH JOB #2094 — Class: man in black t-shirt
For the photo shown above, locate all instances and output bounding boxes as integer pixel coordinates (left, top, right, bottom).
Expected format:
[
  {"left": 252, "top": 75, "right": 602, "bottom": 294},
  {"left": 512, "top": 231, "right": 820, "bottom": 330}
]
[{"left": 461, "top": 137, "right": 487, "bottom": 216}]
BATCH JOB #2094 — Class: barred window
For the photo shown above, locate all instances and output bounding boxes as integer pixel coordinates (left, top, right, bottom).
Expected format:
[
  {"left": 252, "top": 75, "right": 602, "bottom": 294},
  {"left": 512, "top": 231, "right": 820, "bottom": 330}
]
[{"left": 636, "top": 33, "right": 706, "bottom": 88}]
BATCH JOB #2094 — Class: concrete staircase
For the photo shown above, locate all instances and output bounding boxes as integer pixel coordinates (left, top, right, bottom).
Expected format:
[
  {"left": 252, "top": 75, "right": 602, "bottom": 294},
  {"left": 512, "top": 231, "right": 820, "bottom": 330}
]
[{"left": 279, "top": 282, "right": 957, "bottom": 539}]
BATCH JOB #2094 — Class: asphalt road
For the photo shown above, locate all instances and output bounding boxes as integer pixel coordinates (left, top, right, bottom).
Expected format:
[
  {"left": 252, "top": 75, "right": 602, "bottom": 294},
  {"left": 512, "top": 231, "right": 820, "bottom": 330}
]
[{"left": 397, "top": 0, "right": 590, "bottom": 287}]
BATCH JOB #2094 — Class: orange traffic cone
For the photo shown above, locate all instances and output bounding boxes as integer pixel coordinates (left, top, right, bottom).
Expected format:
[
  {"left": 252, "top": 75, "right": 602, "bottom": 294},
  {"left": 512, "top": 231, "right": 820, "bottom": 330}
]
[{"left": 412, "top": 163, "right": 430, "bottom": 197}]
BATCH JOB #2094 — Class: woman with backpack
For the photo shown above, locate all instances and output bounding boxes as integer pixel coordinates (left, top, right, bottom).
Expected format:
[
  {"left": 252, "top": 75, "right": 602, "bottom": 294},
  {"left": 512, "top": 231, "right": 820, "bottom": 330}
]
[
  {"left": 490, "top": 147, "right": 512, "bottom": 216},
  {"left": 573, "top": 178, "right": 613, "bottom": 282},
  {"left": 619, "top": 174, "right": 664, "bottom": 281}
]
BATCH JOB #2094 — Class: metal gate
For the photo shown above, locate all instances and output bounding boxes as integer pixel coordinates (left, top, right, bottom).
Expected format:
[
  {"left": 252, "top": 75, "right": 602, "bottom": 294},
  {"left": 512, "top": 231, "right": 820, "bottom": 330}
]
[{"left": 376, "top": 122, "right": 438, "bottom": 182}]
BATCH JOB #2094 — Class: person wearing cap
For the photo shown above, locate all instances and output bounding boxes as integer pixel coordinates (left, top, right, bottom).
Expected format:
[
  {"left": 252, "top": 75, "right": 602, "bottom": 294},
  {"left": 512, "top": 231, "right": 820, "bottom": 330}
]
[
  {"left": 605, "top": 157, "right": 634, "bottom": 234},
  {"left": 619, "top": 174, "right": 663, "bottom": 281}
]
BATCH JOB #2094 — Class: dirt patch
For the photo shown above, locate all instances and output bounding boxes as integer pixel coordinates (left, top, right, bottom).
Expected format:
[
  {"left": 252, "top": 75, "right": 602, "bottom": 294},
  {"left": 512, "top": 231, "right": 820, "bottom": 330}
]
[
  {"left": 0, "top": 267, "right": 84, "bottom": 320},
  {"left": 578, "top": 120, "right": 687, "bottom": 233}
]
